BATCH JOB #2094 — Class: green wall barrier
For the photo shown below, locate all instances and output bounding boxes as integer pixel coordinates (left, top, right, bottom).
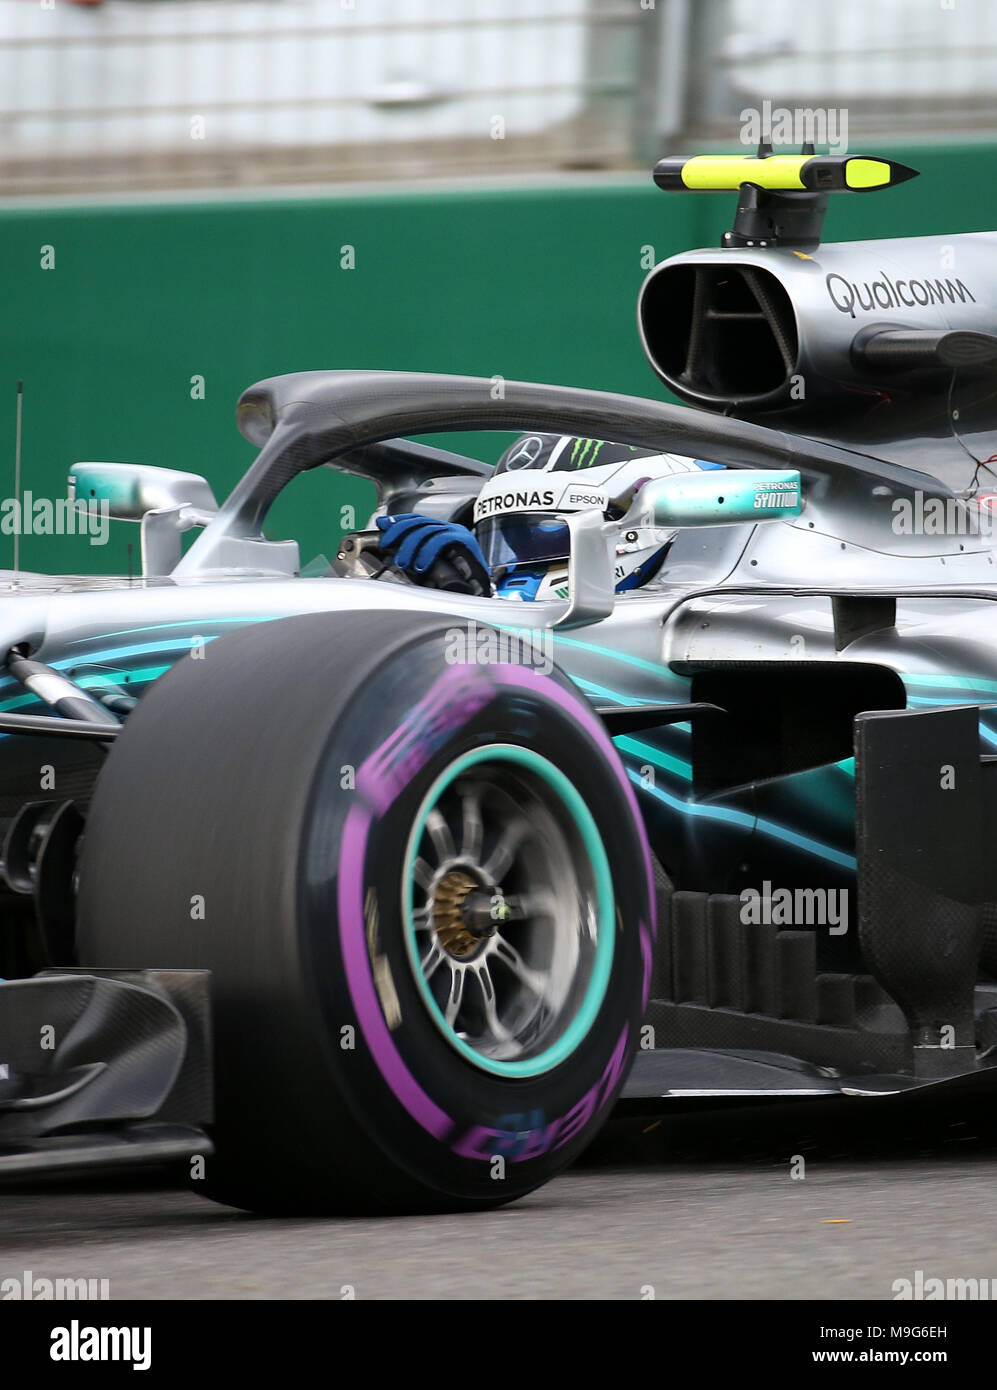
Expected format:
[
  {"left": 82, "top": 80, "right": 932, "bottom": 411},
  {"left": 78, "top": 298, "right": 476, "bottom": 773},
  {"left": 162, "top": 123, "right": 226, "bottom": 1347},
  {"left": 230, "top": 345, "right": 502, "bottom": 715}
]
[{"left": 2, "top": 141, "right": 996, "bottom": 576}]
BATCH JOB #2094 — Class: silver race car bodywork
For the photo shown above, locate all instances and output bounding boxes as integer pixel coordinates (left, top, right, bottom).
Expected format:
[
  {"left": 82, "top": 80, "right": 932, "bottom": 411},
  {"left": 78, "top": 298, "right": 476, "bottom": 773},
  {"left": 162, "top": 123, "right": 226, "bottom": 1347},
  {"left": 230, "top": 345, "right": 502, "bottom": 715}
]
[{"left": 3, "top": 149, "right": 997, "bottom": 1212}]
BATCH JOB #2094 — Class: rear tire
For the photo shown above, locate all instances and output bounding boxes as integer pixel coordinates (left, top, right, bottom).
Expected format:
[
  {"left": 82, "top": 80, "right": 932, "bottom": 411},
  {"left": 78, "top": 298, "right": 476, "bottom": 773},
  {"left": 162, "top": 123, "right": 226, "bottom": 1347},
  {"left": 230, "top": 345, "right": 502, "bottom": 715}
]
[{"left": 77, "top": 612, "right": 655, "bottom": 1214}]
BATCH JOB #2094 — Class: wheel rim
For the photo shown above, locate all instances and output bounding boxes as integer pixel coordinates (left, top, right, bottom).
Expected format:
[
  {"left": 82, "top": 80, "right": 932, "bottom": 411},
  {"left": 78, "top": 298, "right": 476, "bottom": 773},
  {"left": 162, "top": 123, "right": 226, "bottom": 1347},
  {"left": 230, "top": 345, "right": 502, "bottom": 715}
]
[{"left": 402, "top": 744, "right": 615, "bottom": 1078}]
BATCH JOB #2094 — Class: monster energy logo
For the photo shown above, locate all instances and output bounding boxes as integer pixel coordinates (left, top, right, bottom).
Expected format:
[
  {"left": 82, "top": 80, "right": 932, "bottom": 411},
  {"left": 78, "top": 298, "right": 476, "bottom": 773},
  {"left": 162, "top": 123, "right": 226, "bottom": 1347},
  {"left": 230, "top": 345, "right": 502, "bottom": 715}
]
[
  {"left": 557, "top": 439, "right": 647, "bottom": 470},
  {"left": 569, "top": 439, "right": 602, "bottom": 468}
]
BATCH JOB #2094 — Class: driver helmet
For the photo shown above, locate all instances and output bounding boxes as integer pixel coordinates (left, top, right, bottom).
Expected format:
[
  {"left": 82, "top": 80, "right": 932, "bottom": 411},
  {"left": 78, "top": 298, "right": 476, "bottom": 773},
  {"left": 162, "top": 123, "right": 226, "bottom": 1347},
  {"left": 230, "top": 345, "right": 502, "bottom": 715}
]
[{"left": 473, "top": 433, "right": 724, "bottom": 600}]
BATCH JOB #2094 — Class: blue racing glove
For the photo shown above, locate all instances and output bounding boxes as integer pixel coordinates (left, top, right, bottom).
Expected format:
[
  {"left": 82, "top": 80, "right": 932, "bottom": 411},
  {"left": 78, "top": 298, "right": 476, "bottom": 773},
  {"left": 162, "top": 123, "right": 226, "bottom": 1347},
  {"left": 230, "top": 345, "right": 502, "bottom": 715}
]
[{"left": 375, "top": 513, "right": 492, "bottom": 595}]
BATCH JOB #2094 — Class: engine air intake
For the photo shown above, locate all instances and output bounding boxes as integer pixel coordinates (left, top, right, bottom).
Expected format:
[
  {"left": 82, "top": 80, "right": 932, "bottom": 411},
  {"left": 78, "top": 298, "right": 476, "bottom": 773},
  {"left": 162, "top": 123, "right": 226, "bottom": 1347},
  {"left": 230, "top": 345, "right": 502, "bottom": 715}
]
[{"left": 639, "top": 263, "right": 799, "bottom": 410}]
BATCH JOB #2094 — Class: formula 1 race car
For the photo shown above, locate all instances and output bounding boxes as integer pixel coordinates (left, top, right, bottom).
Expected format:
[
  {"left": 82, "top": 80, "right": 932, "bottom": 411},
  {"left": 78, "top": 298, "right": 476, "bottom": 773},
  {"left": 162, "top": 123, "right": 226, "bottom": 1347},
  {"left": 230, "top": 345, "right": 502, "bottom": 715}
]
[{"left": 3, "top": 144, "right": 997, "bottom": 1215}]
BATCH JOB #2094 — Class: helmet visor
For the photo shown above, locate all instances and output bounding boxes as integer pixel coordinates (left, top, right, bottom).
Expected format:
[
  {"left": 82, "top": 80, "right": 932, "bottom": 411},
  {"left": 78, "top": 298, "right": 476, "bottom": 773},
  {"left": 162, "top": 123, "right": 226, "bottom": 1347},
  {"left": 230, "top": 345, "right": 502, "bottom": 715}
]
[{"left": 476, "top": 514, "right": 571, "bottom": 572}]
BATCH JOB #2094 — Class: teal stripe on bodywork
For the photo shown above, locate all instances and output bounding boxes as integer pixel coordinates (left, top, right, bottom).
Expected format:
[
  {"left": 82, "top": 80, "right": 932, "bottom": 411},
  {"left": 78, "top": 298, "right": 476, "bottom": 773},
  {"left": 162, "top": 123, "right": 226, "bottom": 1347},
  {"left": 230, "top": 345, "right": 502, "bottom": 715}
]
[
  {"left": 0, "top": 608, "right": 984, "bottom": 876},
  {"left": 0, "top": 663, "right": 173, "bottom": 713},
  {"left": 903, "top": 673, "right": 997, "bottom": 695},
  {"left": 575, "top": 673, "right": 852, "bottom": 862},
  {"left": 613, "top": 734, "right": 691, "bottom": 783},
  {"left": 69, "top": 617, "right": 269, "bottom": 644},
  {"left": 627, "top": 768, "right": 858, "bottom": 872},
  {"left": 907, "top": 694, "right": 995, "bottom": 708},
  {"left": 572, "top": 676, "right": 655, "bottom": 709},
  {"left": 552, "top": 633, "right": 684, "bottom": 683},
  {"left": 53, "top": 636, "right": 218, "bottom": 668}
]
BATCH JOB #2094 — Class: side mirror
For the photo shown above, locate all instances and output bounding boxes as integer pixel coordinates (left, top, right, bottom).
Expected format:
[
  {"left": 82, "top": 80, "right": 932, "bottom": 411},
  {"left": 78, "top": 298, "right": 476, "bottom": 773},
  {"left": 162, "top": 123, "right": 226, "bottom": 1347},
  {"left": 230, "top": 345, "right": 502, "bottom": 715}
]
[
  {"left": 553, "top": 469, "right": 804, "bottom": 630},
  {"left": 639, "top": 469, "right": 803, "bottom": 527},
  {"left": 69, "top": 463, "right": 219, "bottom": 576},
  {"left": 554, "top": 507, "right": 616, "bottom": 630},
  {"left": 69, "top": 462, "right": 218, "bottom": 520}
]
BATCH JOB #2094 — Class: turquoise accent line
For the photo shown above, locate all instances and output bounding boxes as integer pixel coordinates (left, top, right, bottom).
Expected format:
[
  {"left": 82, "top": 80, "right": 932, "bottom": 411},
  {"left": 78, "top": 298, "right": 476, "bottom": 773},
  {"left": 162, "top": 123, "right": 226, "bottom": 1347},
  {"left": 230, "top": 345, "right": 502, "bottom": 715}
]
[
  {"left": 52, "top": 637, "right": 215, "bottom": 668},
  {"left": 77, "top": 664, "right": 171, "bottom": 689},
  {"left": 402, "top": 745, "right": 615, "bottom": 1079},
  {"left": 625, "top": 769, "right": 857, "bottom": 871},
  {"left": 552, "top": 633, "right": 681, "bottom": 682},
  {"left": 614, "top": 734, "right": 692, "bottom": 783},
  {"left": 904, "top": 694, "right": 997, "bottom": 744},
  {"left": 747, "top": 811, "right": 857, "bottom": 871},
  {"left": 574, "top": 677, "right": 691, "bottom": 731},
  {"left": 70, "top": 617, "right": 271, "bottom": 643},
  {"left": 0, "top": 628, "right": 230, "bottom": 706},
  {"left": 903, "top": 673, "right": 997, "bottom": 695},
  {"left": 626, "top": 768, "right": 752, "bottom": 830},
  {"left": 573, "top": 676, "right": 656, "bottom": 709},
  {"left": 0, "top": 693, "right": 42, "bottom": 714},
  {"left": 907, "top": 694, "right": 995, "bottom": 708},
  {"left": 0, "top": 664, "right": 172, "bottom": 713}
]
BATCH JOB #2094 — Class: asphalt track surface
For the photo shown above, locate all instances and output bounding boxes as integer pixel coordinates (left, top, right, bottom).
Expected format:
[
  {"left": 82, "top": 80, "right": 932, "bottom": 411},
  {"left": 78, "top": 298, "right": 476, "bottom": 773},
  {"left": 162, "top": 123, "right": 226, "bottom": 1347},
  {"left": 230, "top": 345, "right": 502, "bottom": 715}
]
[{"left": 4, "top": 1092, "right": 997, "bottom": 1301}]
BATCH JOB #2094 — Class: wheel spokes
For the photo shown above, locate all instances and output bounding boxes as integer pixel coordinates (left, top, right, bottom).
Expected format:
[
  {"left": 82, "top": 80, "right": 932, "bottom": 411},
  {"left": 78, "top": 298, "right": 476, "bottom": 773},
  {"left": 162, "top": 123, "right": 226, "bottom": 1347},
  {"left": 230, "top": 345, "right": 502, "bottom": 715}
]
[
  {"left": 425, "top": 808, "right": 456, "bottom": 863},
  {"left": 420, "top": 939, "right": 446, "bottom": 979},
  {"left": 492, "top": 936, "right": 549, "bottom": 998},
  {"left": 459, "top": 789, "right": 484, "bottom": 862},
  {"left": 482, "top": 816, "right": 530, "bottom": 882},
  {"left": 504, "top": 891, "right": 559, "bottom": 924},
  {"left": 409, "top": 759, "right": 602, "bottom": 1067},
  {"left": 472, "top": 962, "right": 514, "bottom": 1045},
  {"left": 412, "top": 856, "right": 435, "bottom": 892},
  {"left": 444, "top": 965, "right": 466, "bottom": 1027}
]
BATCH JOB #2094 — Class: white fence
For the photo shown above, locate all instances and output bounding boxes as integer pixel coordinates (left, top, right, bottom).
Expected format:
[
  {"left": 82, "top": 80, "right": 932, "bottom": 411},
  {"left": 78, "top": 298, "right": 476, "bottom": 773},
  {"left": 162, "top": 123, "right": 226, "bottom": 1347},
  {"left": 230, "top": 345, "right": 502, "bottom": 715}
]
[
  {"left": 0, "top": 0, "right": 643, "bottom": 192},
  {"left": 2, "top": 0, "right": 996, "bottom": 196},
  {"left": 697, "top": 0, "right": 997, "bottom": 141}
]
